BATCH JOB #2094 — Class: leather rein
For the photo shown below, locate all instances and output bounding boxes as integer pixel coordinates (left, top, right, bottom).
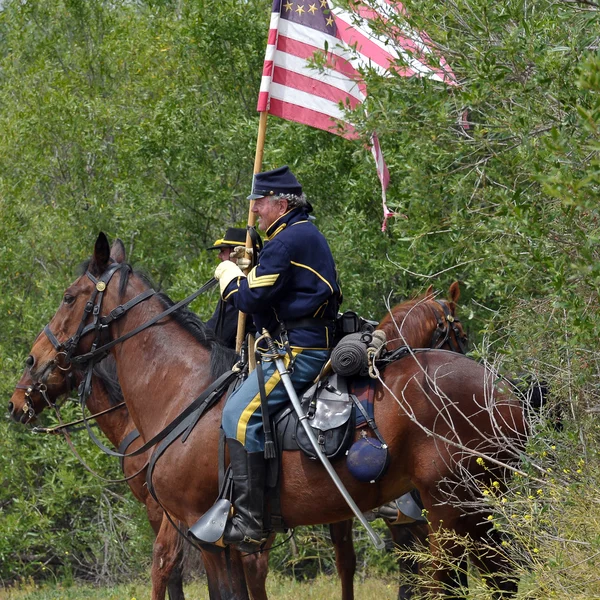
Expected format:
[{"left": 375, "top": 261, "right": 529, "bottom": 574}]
[{"left": 27, "top": 263, "right": 221, "bottom": 465}]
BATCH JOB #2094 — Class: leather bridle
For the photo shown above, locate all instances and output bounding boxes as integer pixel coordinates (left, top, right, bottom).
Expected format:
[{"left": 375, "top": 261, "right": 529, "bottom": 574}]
[
  {"left": 428, "top": 299, "right": 468, "bottom": 354},
  {"left": 26, "top": 261, "right": 216, "bottom": 424},
  {"left": 42, "top": 263, "right": 156, "bottom": 370},
  {"left": 17, "top": 263, "right": 152, "bottom": 420}
]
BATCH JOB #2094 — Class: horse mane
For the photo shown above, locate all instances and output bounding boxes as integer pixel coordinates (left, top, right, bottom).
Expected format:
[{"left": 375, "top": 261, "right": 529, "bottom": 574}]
[
  {"left": 93, "top": 356, "right": 124, "bottom": 406},
  {"left": 154, "top": 291, "right": 238, "bottom": 379},
  {"left": 378, "top": 292, "right": 435, "bottom": 342},
  {"left": 79, "top": 260, "right": 238, "bottom": 380}
]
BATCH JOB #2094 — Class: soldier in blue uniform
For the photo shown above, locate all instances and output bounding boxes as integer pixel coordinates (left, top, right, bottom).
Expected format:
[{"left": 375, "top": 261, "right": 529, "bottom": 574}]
[
  {"left": 205, "top": 227, "right": 250, "bottom": 349},
  {"left": 189, "top": 166, "right": 341, "bottom": 551}
]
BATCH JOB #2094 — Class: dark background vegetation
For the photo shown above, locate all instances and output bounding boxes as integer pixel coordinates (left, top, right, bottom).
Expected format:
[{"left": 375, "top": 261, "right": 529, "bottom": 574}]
[{"left": 1, "top": 0, "right": 599, "bottom": 595}]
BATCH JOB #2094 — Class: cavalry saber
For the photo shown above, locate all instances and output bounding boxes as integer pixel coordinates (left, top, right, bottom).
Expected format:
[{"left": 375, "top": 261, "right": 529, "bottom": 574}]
[{"left": 263, "top": 332, "right": 385, "bottom": 550}]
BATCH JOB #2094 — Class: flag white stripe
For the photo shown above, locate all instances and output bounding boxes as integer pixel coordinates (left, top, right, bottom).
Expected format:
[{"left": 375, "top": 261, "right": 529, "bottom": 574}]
[
  {"left": 260, "top": 74, "right": 272, "bottom": 93},
  {"left": 269, "top": 82, "right": 347, "bottom": 119},
  {"left": 265, "top": 42, "right": 277, "bottom": 62},
  {"left": 269, "top": 10, "right": 280, "bottom": 29}
]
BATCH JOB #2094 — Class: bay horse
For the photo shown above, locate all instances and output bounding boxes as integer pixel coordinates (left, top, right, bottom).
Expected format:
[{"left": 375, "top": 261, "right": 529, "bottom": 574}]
[
  {"left": 9, "top": 283, "right": 466, "bottom": 600},
  {"left": 11, "top": 233, "right": 526, "bottom": 597},
  {"left": 9, "top": 357, "right": 251, "bottom": 600},
  {"left": 12, "top": 352, "right": 288, "bottom": 598},
  {"left": 327, "top": 280, "right": 468, "bottom": 600}
]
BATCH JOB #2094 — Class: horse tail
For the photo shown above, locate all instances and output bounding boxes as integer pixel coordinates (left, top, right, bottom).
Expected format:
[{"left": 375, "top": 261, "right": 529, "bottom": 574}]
[{"left": 510, "top": 374, "right": 561, "bottom": 431}]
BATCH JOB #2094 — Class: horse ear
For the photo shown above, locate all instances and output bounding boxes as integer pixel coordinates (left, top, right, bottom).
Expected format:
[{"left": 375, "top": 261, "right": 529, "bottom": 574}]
[
  {"left": 448, "top": 281, "right": 461, "bottom": 311},
  {"left": 110, "top": 239, "right": 126, "bottom": 264},
  {"left": 425, "top": 284, "right": 434, "bottom": 298},
  {"left": 90, "top": 232, "right": 111, "bottom": 276}
]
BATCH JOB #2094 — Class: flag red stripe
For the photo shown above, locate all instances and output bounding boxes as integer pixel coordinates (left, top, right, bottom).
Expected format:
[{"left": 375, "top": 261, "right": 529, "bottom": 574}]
[
  {"left": 269, "top": 98, "right": 359, "bottom": 140},
  {"left": 267, "top": 28, "right": 278, "bottom": 45},
  {"left": 350, "top": 4, "right": 420, "bottom": 55},
  {"left": 273, "top": 68, "right": 361, "bottom": 110},
  {"left": 257, "top": 91, "right": 269, "bottom": 112},
  {"left": 262, "top": 60, "right": 274, "bottom": 77},
  {"left": 344, "top": 4, "right": 456, "bottom": 83},
  {"left": 379, "top": 0, "right": 408, "bottom": 16}
]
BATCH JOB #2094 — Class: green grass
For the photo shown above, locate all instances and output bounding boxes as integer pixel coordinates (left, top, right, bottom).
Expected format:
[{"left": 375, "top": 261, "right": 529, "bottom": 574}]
[{"left": 0, "top": 574, "right": 399, "bottom": 600}]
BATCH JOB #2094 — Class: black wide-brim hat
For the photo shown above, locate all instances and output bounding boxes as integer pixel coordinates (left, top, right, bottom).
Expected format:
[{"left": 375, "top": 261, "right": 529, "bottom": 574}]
[
  {"left": 247, "top": 165, "right": 302, "bottom": 200},
  {"left": 207, "top": 227, "right": 247, "bottom": 250}
]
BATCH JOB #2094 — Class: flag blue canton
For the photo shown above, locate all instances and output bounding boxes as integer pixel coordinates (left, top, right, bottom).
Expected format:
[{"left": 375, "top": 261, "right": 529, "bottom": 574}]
[{"left": 280, "top": 0, "right": 338, "bottom": 36}]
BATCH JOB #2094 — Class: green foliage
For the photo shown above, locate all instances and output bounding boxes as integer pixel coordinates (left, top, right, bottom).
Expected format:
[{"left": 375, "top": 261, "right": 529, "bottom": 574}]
[
  {"left": 1, "top": 0, "right": 600, "bottom": 592},
  {"left": 267, "top": 522, "right": 398, "bottom": 581},
  {"left": 346, "top": 0, "right": 600, "bottom": 332}
]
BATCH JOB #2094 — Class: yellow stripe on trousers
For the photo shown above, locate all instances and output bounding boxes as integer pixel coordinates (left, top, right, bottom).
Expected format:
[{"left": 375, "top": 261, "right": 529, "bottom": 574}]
[{"left": 236, "top": 351, "right": 296, "bottom": 445}]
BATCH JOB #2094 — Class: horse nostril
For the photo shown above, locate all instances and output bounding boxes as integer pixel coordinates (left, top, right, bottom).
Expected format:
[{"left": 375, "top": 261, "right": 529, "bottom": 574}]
[
  {"left": 7, "top": 402, "right": 14, "bottom": 415},
  {"left": 26, "top": 355, "right": 35, "bottom": 369}
]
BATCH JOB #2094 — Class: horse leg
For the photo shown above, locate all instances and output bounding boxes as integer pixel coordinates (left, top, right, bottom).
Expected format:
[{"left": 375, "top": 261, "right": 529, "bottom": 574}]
[
  {"left": 329, "top": 520, "right": 356, "bottom": 600},
  {"left": 151, "top": 515, "right": 185, "bottom": 600},
  {"left": 387, "top": 523, "right": 428, "bottom": 600},
  {"left": 203, "top": 547, "right": 251, "bottom": 600},
  {"left": 419, "top": 501, "right": 469, "bottom": 600},
  {"left": 242, "top": 533, "right": 275, "bottom": 600},
  {"left": 166, "top": 558, "right": 185, "bottom": 600},
  {"left": 470, "top": 526, "right": 518, "bottom": 599},
  {"left": 428, "top": 533, "right": 469, "bottom": 599}
]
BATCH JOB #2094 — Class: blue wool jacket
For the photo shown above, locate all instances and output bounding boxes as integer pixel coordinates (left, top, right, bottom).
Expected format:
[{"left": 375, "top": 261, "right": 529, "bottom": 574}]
[{"left": 222, "top": 207, "right": 341, "bottom": 349}]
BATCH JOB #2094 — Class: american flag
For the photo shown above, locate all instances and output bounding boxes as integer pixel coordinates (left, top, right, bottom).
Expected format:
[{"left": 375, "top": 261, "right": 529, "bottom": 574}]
[{"left": 257, "top": 0, "right": 456, "bottom": 230}]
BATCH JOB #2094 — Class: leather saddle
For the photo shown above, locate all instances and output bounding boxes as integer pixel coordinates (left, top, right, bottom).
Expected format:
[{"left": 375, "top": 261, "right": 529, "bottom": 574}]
[{"left": 273, "top": 372, "right": 358, "bottom": 461}]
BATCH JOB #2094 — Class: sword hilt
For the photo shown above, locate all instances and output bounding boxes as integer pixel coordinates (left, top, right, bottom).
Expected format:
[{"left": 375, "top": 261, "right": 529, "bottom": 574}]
[{"left": 262, "top": 328, "right": 278, "bottom": 356}]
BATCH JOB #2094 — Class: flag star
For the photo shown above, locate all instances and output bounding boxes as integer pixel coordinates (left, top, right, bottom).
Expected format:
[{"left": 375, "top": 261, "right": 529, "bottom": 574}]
[
  {"left": 308, "top": 3, "right": 318, "bottom": 13},
  {"left": 295, "top": 3, "right": 305, "bottom": 14},
  {"left": 320, "top": 0, "right": 328, "bottom": 6},
  {"left": 284, "top": 0, "right": 293, "bottom": 10},
  {"left": 326, "top": 15, "right": 334, "bottom": 26}
]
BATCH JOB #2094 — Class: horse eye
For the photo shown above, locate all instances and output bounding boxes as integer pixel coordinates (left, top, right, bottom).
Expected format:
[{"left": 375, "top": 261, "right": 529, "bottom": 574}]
[{"left": 63, "top": 294, "right": 75, "bottom": 305}]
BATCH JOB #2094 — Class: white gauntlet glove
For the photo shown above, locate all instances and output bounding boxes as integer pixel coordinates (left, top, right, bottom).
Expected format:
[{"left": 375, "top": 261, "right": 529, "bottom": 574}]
[{"left": 214, "top": 260, "right": 245, "bottom": 296}]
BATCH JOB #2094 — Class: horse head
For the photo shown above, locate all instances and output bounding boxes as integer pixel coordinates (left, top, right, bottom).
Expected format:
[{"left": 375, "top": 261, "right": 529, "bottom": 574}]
[
  {"left": 378, "top": 281, "right": 468, "bottom": 352},
  {"left": 8, "top": 233, "right": 129, "bottom": 423},
  {"left": 9, "top": 364, "right": 76, "bottom": 424}
]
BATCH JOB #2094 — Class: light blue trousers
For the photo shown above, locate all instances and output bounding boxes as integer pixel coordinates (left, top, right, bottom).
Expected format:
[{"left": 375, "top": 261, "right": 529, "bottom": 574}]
[{"left": 222, "top": 349, "right": 330, "bottom": 452}]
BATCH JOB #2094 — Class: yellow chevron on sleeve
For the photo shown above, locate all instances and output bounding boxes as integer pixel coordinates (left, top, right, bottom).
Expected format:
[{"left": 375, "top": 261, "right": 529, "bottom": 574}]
[{"left": 247, "top": 268, "right": 280, "bottom": 289}]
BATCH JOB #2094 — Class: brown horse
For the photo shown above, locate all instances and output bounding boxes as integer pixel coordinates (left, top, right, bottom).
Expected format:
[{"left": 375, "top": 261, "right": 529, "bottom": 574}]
[
  {"left": 9, "top": 284, "right": 466, "bottom": 600},
  {"left": 11, "top": 361, "right": 185, "bottom": 600},
  {"left": 10, "top": 234, "right": 526, "bottom": 597},
  {"left": 10, "top": 358, "right": 254, "bottom": 600},
  {"left": 327, "top": 281, "right": 468, "bottom": 600}
]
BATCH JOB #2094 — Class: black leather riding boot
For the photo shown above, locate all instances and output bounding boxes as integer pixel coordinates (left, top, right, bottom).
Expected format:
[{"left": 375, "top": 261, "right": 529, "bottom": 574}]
[{"left": 223, "top": 438, "right": 266, "bottom": 551}]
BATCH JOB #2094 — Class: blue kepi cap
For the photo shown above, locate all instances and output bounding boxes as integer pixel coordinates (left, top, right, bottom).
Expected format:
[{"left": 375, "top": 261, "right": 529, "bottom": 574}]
[{"left": 247, "top": 166, "right": 302, "bottom": 200}]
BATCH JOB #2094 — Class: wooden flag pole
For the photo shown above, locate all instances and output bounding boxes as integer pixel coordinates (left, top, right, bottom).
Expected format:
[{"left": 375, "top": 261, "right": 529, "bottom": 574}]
[{"left": 235, "top": 110, "right": 269, "bottom": 353}]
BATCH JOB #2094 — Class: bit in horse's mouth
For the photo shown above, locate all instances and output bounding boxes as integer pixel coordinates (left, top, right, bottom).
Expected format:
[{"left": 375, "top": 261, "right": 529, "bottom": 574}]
[
  {"left": 8, "top": 398, "right": 35, "bottom": 424},
  {"left": 20, "top": 408, "right": 34, "bottom": 424}
]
